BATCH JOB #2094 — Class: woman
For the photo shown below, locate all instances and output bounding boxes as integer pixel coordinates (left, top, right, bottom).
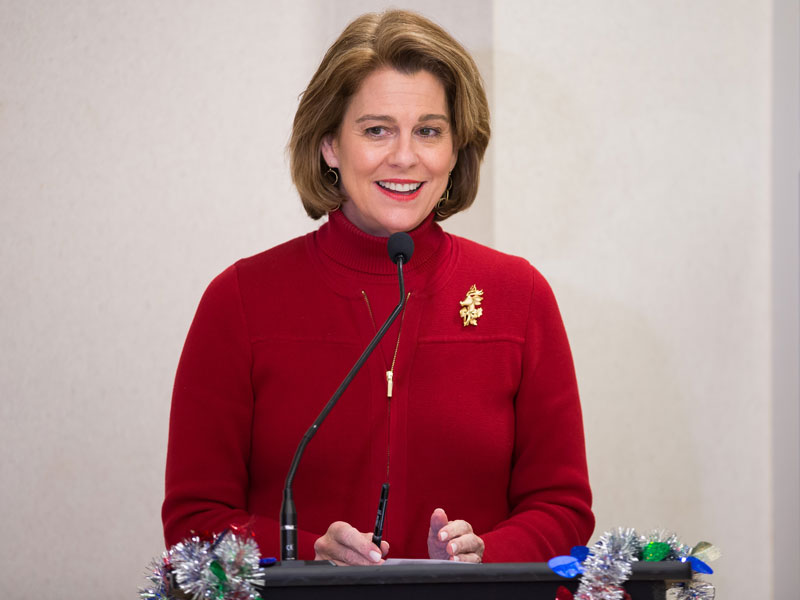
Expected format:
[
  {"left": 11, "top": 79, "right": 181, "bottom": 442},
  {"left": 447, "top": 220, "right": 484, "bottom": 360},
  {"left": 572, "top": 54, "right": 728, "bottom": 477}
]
[{"left": 162, "top": 10, "right": 593, "bottom": 565}]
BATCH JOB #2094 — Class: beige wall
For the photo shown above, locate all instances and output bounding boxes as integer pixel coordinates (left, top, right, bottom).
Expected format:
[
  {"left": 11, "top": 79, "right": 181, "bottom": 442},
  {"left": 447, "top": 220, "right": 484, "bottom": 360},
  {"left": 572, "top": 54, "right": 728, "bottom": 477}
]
[
  {"left": 495, "top": 3, "right": 776, "bottom": 599},
  {"left": 0, "top": 1, "right": 796, "bottom": 597}
]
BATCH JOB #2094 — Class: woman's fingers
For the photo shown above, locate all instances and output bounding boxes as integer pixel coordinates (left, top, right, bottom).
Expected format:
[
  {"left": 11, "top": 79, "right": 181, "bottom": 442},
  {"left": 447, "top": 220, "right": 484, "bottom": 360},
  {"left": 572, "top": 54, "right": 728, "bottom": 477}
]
[
  {"left": 314, "top": 521, "right": 384, "bottom": 565},
  {"left": 429, "top": 507, "right": 449, "bottom": 535},
  {"left": 451, "top": 552, "right": 482, "bottom": 563},
  {"left": 427, "top": 510, "right": 485, "bottom": 563},
  {"left": 338, "top": 524, "right": 382, "bottom": 565},
  {"left": 436, "top": 519, "right": 472, "bottom": 542},
  {"left": 427, "top": 508, "right": 451, "bottom": 560},
  {"left": 444, "top": 532, "right": 485, "bottom": 560}
]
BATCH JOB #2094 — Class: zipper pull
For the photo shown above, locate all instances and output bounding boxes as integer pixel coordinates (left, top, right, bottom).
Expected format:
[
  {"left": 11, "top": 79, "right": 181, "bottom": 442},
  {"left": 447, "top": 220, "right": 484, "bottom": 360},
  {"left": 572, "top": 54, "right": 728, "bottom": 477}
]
[{"left": 386, "top": 371, "right": 393, "bottom": 398}]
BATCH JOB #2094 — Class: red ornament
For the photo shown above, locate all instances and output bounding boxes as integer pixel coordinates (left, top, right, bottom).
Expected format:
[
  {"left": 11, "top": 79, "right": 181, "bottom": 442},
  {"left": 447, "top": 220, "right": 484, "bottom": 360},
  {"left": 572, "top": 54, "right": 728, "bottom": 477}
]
[
  {"left": 230, "top": 520, "right": 257, "bottom": 538},
  {"left": 555, "top": 585, "right": 574, "bottom": 600},
  {"left": 192, "top": 529, "right": 217, "bottom": 543}
]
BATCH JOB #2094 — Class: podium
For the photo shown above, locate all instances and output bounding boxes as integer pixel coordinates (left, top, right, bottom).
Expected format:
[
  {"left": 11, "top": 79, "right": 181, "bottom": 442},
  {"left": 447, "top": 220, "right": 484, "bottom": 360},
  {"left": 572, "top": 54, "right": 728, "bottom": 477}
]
[{"left": 258, "top": 561, "right": 693, "bottom": 599}]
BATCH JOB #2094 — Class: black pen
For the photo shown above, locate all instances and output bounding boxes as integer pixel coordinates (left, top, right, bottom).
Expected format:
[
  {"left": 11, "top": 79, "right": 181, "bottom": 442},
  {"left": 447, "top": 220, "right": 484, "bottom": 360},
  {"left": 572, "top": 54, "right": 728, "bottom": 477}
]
[{"left": 371, "top": 482, "right": 390, "bottom": 548}]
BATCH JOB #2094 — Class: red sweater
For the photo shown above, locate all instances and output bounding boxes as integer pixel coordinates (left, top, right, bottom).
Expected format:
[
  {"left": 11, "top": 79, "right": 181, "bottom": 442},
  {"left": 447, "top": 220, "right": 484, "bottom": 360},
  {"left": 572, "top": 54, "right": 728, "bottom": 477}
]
[{"left": 163, "top": 210, "right": 593, "bottom": 561}]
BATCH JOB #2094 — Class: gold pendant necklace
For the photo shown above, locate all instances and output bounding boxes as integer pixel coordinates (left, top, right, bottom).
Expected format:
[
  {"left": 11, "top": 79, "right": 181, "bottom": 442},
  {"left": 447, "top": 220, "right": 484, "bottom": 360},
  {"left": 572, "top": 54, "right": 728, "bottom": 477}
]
[{"left": 361, "top": 290, "right": 411, "bottom": 398}]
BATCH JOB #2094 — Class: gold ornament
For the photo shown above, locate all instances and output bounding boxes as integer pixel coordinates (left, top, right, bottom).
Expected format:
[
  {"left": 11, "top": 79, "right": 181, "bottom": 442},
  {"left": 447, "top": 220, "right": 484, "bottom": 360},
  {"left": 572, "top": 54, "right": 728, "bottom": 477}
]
[{"left": 459, "top": 284, "right": 484, "bottom": 326}]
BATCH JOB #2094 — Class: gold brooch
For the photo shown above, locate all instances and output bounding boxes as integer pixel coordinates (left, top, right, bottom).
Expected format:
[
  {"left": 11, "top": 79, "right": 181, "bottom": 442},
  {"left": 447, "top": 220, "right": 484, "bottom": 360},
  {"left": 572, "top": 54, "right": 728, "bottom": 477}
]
[{"left": 459, "top": 284, "right": 484, "bottom": 326}]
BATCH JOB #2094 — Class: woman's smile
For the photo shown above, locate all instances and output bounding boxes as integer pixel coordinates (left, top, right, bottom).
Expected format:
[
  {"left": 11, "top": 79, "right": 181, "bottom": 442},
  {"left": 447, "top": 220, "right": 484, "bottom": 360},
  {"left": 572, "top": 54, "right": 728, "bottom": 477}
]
[{"left": 376, "top": 179, "right": 425, "bottom": 201}]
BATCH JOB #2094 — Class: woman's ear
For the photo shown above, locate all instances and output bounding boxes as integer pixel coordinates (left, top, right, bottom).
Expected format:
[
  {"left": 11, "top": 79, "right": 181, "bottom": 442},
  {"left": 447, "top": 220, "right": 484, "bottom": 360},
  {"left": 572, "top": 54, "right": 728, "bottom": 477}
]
[{"left": 320, "top": 134, "right": 339, "bottom": 169}]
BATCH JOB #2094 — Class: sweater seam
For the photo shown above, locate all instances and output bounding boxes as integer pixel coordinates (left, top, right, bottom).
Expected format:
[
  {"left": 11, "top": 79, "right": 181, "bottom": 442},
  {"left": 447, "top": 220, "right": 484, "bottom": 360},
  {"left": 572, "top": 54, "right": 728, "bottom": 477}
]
[
  {"left": 231, "top": 263, "right": 256, "bottom": 499},
  {"left": 250, "top": 335, "right": 362, "bottom": 346},
  {"left": 417, "top": 335, "right": 524, "bottom": 345},
  {"left": 231, "top": 263, "right": 256, "bottom": 379},
  {"left": 522, "top": 265, "right": 537, "bottom": 377}
]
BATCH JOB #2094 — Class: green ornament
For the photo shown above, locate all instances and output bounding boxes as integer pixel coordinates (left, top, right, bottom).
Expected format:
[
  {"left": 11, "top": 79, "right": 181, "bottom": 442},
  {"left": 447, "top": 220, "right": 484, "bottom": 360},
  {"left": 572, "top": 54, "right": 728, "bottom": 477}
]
[
  {"left": 642, "top": 542, "right": 671, "bottom": 561},
  {"left": 209, "top": 560, "right": 228, "bottom": 582}
]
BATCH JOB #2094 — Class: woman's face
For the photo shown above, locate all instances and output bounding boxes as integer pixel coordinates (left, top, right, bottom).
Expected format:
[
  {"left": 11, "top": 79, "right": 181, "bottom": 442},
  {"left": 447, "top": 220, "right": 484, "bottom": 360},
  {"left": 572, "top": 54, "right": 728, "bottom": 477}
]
[{"left": 321, "top": 67, "right": 458, "bottom": 237}]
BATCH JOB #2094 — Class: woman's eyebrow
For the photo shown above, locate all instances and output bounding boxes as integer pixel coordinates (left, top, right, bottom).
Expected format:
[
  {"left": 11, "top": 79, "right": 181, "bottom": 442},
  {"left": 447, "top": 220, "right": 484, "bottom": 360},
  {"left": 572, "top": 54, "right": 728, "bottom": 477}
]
[
  {"left": 354, "top": 113, "right": 449, "bottom": 123},
  {"left": 355, "top": 114, "right": 395, "bottom": 123},
  {"left": 417, "top": 113, "right": 448, "bottom": 122}
]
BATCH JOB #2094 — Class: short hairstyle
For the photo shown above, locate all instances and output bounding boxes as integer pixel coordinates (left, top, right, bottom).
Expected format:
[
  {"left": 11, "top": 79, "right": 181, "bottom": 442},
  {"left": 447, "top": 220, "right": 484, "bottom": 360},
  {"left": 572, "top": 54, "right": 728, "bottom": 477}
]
[{"left": 289, "top": 10, "right": 491, "bottom": 221}]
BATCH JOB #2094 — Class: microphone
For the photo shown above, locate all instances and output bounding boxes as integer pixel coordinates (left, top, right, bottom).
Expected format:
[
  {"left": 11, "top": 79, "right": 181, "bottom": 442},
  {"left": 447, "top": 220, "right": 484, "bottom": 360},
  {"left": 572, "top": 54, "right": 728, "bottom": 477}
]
[
  {"left": 280, "top": 232, "right": 414, "bottom": 561},
  {"left": 388, "top": 232, "right": 413, "bottom": 265}
]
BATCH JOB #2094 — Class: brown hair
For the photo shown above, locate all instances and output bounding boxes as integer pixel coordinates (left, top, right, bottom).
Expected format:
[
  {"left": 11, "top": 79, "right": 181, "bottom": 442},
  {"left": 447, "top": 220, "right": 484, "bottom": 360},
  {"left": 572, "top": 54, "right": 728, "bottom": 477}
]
[{"left": 289, "top": 10, "right": 490, "bottom": 220}]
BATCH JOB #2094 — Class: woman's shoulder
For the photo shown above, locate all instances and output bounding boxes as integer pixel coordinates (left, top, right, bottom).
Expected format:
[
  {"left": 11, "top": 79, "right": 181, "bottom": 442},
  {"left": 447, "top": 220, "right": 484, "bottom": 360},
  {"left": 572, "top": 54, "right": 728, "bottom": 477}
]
[
  {"left": 419, "top": 234, "right": 561, "bottom": 340},
  {"left": 198, "top": 234, "right": 313, "bottom": 306},
  {"left": 449, "top": 234, "right": 549, "bottom": 291},
  {"left": 234, "top": 234, "right": 310, "bottom": 277}
]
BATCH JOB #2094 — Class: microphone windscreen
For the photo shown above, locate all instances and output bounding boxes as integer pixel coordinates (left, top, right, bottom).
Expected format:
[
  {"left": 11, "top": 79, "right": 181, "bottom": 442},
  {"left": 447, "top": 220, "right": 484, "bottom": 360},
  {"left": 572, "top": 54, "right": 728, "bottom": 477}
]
[{"left": 387, "top": 232, "right": 414, "bottom": 265}]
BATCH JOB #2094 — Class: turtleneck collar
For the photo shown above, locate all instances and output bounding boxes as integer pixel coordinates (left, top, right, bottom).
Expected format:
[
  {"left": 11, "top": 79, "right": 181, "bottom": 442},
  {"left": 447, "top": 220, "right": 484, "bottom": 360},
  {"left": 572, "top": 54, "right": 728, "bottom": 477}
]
[{"left": 313, "top": 209, "right": 449, "bottom": 277}]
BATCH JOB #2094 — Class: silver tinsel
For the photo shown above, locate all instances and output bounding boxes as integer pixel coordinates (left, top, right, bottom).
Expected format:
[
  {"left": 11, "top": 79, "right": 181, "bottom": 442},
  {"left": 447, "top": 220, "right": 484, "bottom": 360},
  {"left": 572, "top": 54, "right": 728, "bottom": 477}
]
[
  {"left": 667, "top": 580, "right": 716, "bottom": 600},
  {"left": 139, "top": 556, "right": 173, "bottom": 599},
  {"left": 548, "top": 528, "right": 719, "bottom": 600},
  {"left": 139, "top": 531, "right": 266, "bottom": 600},
  {"left": 639, "top": 531, "right": 716, "bottom": 600},
  {"left": 171, "top": 537, "right": 216, "bottom": 599},
  {"left": 208, "top": 532, "right": 266, "bottom": 598},
  {"left": 575, "top": 528, "right": 640, "bottom": 600}
]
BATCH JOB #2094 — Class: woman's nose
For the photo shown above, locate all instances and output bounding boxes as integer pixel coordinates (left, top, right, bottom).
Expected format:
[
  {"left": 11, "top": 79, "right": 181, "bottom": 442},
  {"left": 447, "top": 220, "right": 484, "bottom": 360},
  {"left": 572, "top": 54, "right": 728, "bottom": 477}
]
[{"left": 387, "top": 135, "right": 419, "bottom": 169}]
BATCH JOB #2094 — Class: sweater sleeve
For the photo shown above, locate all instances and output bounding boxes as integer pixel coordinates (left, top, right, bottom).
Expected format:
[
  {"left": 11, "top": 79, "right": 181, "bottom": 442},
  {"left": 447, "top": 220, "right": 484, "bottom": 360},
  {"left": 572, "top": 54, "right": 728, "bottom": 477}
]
[
  {"left": 480, "top": 268, "right": 594, "bottom": 562},
  {"left": 161, "top": 265, "right": 317, "bottom": 556}
]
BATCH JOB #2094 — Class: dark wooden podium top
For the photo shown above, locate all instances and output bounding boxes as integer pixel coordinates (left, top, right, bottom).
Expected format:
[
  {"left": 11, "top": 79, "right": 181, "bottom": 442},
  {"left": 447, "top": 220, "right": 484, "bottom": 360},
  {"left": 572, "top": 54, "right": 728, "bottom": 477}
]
[{"left": 258, "top": 561, "right": 694, "bottom": 599}]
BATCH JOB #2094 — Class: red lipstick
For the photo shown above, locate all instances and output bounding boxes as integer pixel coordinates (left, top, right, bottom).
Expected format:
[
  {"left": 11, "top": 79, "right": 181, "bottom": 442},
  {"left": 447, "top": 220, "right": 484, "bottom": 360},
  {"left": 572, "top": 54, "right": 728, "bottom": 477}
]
[{"left": 375, "top": 180, "right": 424, "bottom": 201}]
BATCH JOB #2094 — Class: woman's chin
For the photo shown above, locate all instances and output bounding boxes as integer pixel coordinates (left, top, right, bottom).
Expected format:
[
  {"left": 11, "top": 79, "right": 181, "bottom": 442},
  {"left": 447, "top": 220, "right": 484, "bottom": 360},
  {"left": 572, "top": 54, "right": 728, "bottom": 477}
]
[
  {"left": 342, "top": 203, "right": 433, "bottom": 237},
  {"left": 376, "top": 215, "right": 428, "bottom": 236}
]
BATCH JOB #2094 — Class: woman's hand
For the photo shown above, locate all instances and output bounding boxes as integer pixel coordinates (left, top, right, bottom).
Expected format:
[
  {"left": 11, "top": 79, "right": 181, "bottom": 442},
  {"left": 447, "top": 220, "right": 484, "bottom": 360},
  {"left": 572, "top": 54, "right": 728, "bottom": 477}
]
[
  {"left": 314, "top": 521, "right": 390, "bottom": 565},
  {"left": 427, "top": 508, "right": 484, "bottom": 563}
]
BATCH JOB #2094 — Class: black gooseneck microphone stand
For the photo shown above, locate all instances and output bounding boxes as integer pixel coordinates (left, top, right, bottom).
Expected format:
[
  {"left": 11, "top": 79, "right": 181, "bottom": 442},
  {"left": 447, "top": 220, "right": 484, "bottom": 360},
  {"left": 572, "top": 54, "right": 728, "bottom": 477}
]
[{"left": 280, "top": 232, "right": 414, "bottom": 561}]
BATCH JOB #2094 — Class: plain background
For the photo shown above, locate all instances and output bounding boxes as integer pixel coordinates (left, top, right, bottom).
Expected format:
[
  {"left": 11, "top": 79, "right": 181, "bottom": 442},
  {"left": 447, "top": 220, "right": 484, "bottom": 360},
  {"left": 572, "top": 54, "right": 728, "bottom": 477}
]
[{"left": 1, "top": 1, "right": 798, "bottom": 598}]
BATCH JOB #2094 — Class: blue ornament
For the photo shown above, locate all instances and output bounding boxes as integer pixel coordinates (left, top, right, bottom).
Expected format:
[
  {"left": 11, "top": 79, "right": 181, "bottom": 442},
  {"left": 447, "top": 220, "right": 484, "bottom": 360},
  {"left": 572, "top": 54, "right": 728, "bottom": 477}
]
[
  {"left": 570, "top": 545, "right": 590, "bottom": 562},
  {"left": 548, "top": 555, "right": 584, "bottom": 578},
  {"left": 686, "top": 556, "right": 713, "bottom": 574}
]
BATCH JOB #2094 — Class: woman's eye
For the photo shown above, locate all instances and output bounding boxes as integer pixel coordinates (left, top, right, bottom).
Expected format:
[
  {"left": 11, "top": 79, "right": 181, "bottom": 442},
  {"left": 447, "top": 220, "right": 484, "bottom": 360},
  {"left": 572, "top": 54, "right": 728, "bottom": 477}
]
[
  {"left": 418, "top": 127, "right": 441, "bottom": 137},
  {"left": 365, "top": 126, "right": 386, "bottom": 136}
]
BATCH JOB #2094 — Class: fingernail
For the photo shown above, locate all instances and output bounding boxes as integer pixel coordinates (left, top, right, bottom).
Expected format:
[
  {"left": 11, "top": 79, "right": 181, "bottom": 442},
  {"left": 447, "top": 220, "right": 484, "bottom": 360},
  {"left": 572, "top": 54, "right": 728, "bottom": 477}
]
[
  {"left": 450, "top": 542, "right": 458, "bottom": 554},
  {"left": 369, "top": 550, "right": 381, "bottom": 563},
  {"left": 439, "top": 531, "right": 448, "bottom": 541},
  {"left": 452, "top": 555, "right": 460, "bottom": 562}
]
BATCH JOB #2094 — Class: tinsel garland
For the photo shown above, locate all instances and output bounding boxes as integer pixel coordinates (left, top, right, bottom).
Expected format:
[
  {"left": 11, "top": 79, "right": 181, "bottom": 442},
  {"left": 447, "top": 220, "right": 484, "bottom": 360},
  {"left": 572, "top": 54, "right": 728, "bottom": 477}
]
[
  {"left": 575, "top": 527, "right": 639, "bottom": 600},
  {"left": 548, "top": 528, "right": 720, "bottom": 600},
  {"left": 140, "top": 529, "right": 267, "bottom": 600},
  {"left": 142, "top": 526, "right": 717, "bottom": 599}
]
